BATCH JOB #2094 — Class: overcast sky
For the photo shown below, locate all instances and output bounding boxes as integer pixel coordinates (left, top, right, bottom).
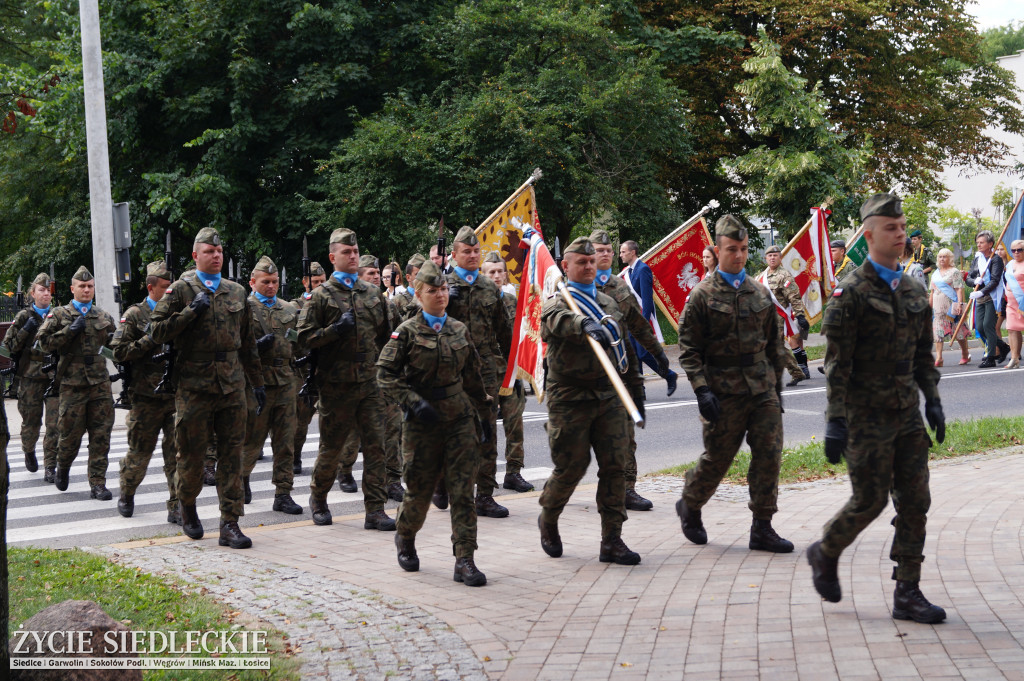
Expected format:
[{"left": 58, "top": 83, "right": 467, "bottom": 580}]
[{"left": 969, "top": 0, "right": 1023, "bottom": 29}]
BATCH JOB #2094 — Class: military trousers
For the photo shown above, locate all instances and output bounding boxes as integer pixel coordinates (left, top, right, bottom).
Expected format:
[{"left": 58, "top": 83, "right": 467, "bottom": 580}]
[
  {"left": 17, "top": 377, "right": 59, "bottom": 468},
  {"left": 175, "top": 387, "right": 246, "bottom": 522},
  {"left": 56, "top": 381, "right": 114, "bottom": 485},
  {"left": 499, "top": 383, "right": 526, "bottom": 472},
  {"left": 475, "top": 365, "right": 500, "bottom": 496},
  {"left": 310, "top": 379, "right": 386, "bottom": 511},
  {"left": 779, "top": 326, "right": 804, "bottom": 381},
  {"left": 683, "top": 391, "right": 782, "bottom": 520},
  {"left": 821, "top": 404, "right": 931, "bottom": 581},
  {"left": 293, "top": 389, "right": 316, "bottom": 465},
  {"left": 121, "top": 394, "right": 178, "bottom": 511},
  {"left": 338, "top": 400, "right": 403, "bottom": 485},
  {"left": 397, "top": 414, "right": 480, "bottom": 558},
  {"left": 540, "top": 397, "right": 628, "bottom": 540},
  {"left": 242, "top": 382, "right": 296, "bottom": 494}
]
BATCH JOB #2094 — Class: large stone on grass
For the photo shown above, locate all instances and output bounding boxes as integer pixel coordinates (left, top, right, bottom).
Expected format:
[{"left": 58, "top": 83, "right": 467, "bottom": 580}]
[{"left": 8, "top": 600, "right": 142, "bottom": 680}]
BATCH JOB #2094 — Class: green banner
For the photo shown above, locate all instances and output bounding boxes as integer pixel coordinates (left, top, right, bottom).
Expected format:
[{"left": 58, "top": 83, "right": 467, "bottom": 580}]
[{"left": 845, "top": 227, "right": 868, "bottom": 267}]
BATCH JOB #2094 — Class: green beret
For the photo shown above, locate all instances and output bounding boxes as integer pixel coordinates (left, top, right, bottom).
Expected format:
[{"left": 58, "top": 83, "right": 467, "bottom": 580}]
[
  {"left": 72, "top": 265, "right": 93, "bottom": 282},
  {"left": 564, "top": 236, "right": 596, "bottom": 256},
  {"left": 358, "top": 255, "right": 379, "bottom": 269},
  {"left": 415, "top": 260, "right": 446, "bottom": 287},
  {"left": 715, "top": 215, "right": 748, "bottom": 242},
  {"left": 329, "top": 228, "right": 357, "bottom": 246},
  {"left": 860, "top": 193, "right": 903, "bottom": 220},
  {"left": 31, "top": 272, "right": 51, "bottom": 289},
  {"left": 764, "top": 244, "right": 781, "bottom": 254},
  {"left": 252, "top": 255, "right": 278, "bottom": 275},
  {"left": 193, "top": 227, "right": 221, "bottom": 247},
  {"left": 146, "top": 260, "right": 172, "bottom": 280},
  {"left": 407, "top": 253, "right": 426, "bottom": 269},
  {"left": 830, "top": 240, "right": 846, "bottom": 249},
  {"left": 483, "top": 251, "right": 503, "bottom": 264},
  {"left": 309, "top": 261, "right": 325, "bottom": 277},
  {"left": 588, "top": 229, "right": 612, "bottom": 245},
  {"left": 454, "top": 226, "right": 479, "bottom": 246},
  {"left": 909, "top": 228, "right": 922, "bottom": 238}
]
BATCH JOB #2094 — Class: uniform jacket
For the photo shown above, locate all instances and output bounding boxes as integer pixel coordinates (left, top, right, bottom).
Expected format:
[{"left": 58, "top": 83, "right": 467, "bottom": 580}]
[
  {"left": 597, "top": 275, "right": 662, "bottom": 358},
  {"left": 248, "top": 296, "right": 300, "bottom": 386},
  {"left": 761, "top": 267, "right": 807, "bottom": 317},
  {"left": 110, "top": 301, "right": 173, "bottom": 399},
  {"left": 2, "top": 307, "right": 50, "bottom": 379},
  {"left": 36, "top": 303, "right": 117, "bottom": 388}
]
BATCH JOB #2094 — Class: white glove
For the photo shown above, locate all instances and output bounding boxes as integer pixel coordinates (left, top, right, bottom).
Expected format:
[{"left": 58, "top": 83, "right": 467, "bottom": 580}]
[{"left": 969, "top": 290, "right": 983, "bottom": 300}]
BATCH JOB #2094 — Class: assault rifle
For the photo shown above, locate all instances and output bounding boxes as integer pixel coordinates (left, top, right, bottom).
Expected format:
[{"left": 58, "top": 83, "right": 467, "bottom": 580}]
[{"left": 295, "top": 236, "right": 318, "bottom": 408}]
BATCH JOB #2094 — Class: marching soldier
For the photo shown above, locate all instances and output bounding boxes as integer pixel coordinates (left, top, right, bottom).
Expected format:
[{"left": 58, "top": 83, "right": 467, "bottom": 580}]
[
  {"left": 291, "top": 260, "right": 326, "bottom": 475},
  {"left": 296, "top": 228, "right": 395, "bottom": 531},
  {"left": 761, "top": 244, "right": 811, "bottom": 385},
  {"left": 480, "top": 252, "right": 533, "bottom": 494},
  {"left": 808, "top": 193, "right": 947, "bottom": 623},
  {"left": 378, "top": 260, "right": 492, "bottom": 586},
  {"left": 392, "top": 253, "right": 425, "bottom": 320},
  {"left": 537, "top": 237, "right": 641, "bottom": 565},
  {"left": 591, "top": 229, "right": 674, "bottom": 512},
  {"left": 111, "top": 261, "right": 180, "bottom": 523},
  {"left": 676, "top": 216, "right": 793, "bottom": 553},
  {"left": 35, "top": 266, "right": 117, "bottom": 499},
  {"left": 150, "top": 227, "right": 266, "bottom": 549},
  {"left": 240, "top": 255, "right": 302, "bottom": 515},
  {"left": 2, "top": 273, "right": 58, "bottom": 479}
]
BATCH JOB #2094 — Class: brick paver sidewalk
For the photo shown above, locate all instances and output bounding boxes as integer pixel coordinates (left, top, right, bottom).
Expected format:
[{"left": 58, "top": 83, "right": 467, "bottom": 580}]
[{"left": 111, "top": 449, "right": 1024, "bottom": 680}]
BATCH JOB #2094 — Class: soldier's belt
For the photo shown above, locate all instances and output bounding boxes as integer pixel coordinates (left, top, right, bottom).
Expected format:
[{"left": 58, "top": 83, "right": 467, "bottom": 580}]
[
  {"left": 546, "top": 371, "right": 611, "bottom": 390},
  {"left": 411, "top": 381, "right": 463, "bottom": 400},
  {"left": 66, "top": 355, "right": 97, "bottom": 366},
  {"left": 706, "top": 350, "right": 766, "bottom": 368},
  {"left": 268, "top": 358, "right": 294, "bottom": 367},
  {"left": 853, "top": 359, "right": 912, "bottom": 375},
  {"left": 186, "top": 350, "right": 238, "bottom": 362}
]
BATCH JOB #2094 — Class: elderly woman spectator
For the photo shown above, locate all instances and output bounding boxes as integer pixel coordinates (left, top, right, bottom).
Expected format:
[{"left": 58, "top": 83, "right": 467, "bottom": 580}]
[
  {"left": 929, "top": 248, "right": 971, "bottom": 367},
  {"left": 1003, "top": 239, "right": 1024, "bottom": 369}
]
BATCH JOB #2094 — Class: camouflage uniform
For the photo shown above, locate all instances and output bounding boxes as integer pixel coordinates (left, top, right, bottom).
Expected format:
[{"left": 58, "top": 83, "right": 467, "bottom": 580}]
[
  {"left": 496, "top": 290, "right": 526, "bottom": 474},
  {"left": 150, "top": 253, "right": 264, "bottom": 523},
  {"left": 761, "top": 264, "right": 806, "bottom": 383},
  {"left": 291, "top": 287, "right": 318, "bottom": 469},
  {"left": 391, "top": 253, "right": 425, "bottom": 322},
  {"left": 110, "top": 272, "right": 178, "bottom": 514},
  {"left": 35, "top": 271, "right": 117, "bottom": 490}
]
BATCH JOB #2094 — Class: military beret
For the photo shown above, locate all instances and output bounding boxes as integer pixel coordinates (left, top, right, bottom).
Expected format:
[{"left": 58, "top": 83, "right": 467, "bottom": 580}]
[
  {"left": 72, "top": 265, "right": 93, "bottom": 282},
  {"left": 454, "top": 226, "right": 479, "bottom": 246},
  {"left": 193, "top": 227, "right": 221, "bottom": 247},
  {"left": 415, "top": 260, "right": 446, "bottom": 287},
  {"left": 909, "top": 228, "right": 922, "bottom": 238},
  {"left": 252, "top": 255, "right": 278, "bottom": 275},
  {"left": 859, "top": 193, "right": 903, "bottom": 220},
  {"left": 715, "top": 214, "right": 748, "bottom": 242},
  {"left": 146, "top": 260, "right": 172, "bottom": 280},
  {"left": 588, "top": 229, "right": 612, "bottom": 245},
  {"left": 31, "top": 272, "right": 51, "bottom": 289},
  {"left": 329, "top": 228, "right": 357, "bottom": 246},
  {"left": 309, "top": 261, "right": 326, "bottom": 277},
  {"left": 483, "top": 251, "right": 504, "bottom": 264},
  {"left": 764, "top": 244, "right": 781, "bottom": 254},
  {"left": 407, "top": 253, "right": 426, "bottom": 269},
  {"left": 358, "top": 254, "right": 379, "bottom": 269},
  {"left": 830, "top": 240, "right": 846, "bottom": 249},
  {"left": 564, "top": 236, "right": 596, "bottom": 256}
]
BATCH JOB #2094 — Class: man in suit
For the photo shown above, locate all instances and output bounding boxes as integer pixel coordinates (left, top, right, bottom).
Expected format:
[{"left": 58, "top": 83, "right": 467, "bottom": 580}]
[{"left": 619, "top": 240, "right": 678, "bottom": 395}]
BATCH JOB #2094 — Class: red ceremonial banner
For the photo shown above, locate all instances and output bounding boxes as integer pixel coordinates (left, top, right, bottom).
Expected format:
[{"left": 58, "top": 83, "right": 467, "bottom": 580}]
[{"left": 644, "top": 217, "right": 714, "bottom": 323}]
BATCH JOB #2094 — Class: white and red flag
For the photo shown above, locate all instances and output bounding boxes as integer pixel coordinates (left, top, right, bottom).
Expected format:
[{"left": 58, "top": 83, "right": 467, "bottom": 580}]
[
  {"left": 778, "top": 206, "right": 835, "bottom": 325},
  {"left": 757, "top": 270, "right": 798, "bottom": 336}
]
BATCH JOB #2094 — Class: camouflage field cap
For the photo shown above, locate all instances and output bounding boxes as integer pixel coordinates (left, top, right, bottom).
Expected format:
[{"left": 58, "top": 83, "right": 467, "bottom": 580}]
[
  {"left": 72, "top": 265, "right": 94, "bottom": 282},
  {"left": 483, "top": 251, "right": 504, "bottom": 264},
  {"left": 309, "top": 261, "right": 326, "bottom": 277},
  {"left": 146, "top": 260, "right": 172, "bottom": 280},
  {"left": 193, "top": 227, "right": 221, "bottom": 247},
  {"left": 564, "top": 236, "right": 596, "bottom": 256},
  {"left": 415, "top": 260, "right": 446, "bottom": 287},
  {"left": 909, "top": 228, "right": 922, "bottom": 238},
  {"left": 31, "top": 272, "right": 51, "bottom": 289},
  {"left": 764, "top": 244, "right": 781, "bottom": 254},
  {"left": 329, "top": 228, "right": 357, "bottom": 246},
  {"left": 830, "top": 239, "right": 846, "bottom": 249},
  {"left": 860, "top": 193, "right": 903, "bottom": 221},
  {"left": 715, "top": 215, "right": 747, "bottom": 242},
  {"left": 407, "top": 253, "right": 426, "bottom": 269},
  {"left": 252, "top": 255, "right": 278, "bottom": 275},
  {"left": 588, "top": 229, "right": 612, "bottom": 245},
  {"left": 358, "top": 255, "right": 379, "bottom": 269},
  {"left": 454, "top": 226, "right": 479, "bottom": 246}
]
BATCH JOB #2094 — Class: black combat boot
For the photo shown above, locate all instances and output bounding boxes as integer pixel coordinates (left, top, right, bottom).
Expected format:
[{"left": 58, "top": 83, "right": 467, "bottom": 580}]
[
  {"left": 749, "top": 518, "right": 794, "bottom": 553},
  {"left": 219, "top": 521, "right": 252, "bottom": 549},
  {"left": 167, "top": 506, "right": 182, "bottom": 525},
  {"left": 180, "top": 502, "right": 204, "bottom": 540},
  {"left": 395, "top": 534, "right": 419, "bottom": 572},
  {"left": 475, "top": 495, "right": 509, "bottom": 518},
  {"left": 292, "top": 450, "right": 302, "bottom": 475},
  {"left": 117, "top": 494, "right": 134, "bottom": 518},
  {"left": 243, "top": 476, "right": 252, "bottom": 504},
  {"left": 786, "top": 372, "right": 805, "bottom": 387},
  {"left": 806, "top": 540, "right": 841, "bottom": 602},
  {"left": 676, "top": 499, "right": 707, "bottom": 544},
  {"left": 337, "top": 472, "right": 358, "bottom": 493},
  {"left": 24, "top": 450, "right": 38, "bottom": 473},
  {"left": 272, "top": 493, "right": 302, "bottom": 515},
  {"left": 44, "top": 467, "right": 55, "bottom": 483},
  {"left": 453, "top": 557, "right": 487, "bottom": 586},
  {"left": 599, "top": 536, "right": 641, "bottom": 565},
  {"left": 538, "top": 515, "right": 563, "bottom": 558},
  {"left": 502, "top": 470, "right": 535, "bottom": 493},
  {"left": 625, "top": 489, "right": 654, "bottom": 512},
  {"left": 893, "top": 581, "right": 946, "bottom": 623},
  {"left": 309, "top": 496, "right": 332, "bottom": 526},
  {"left": 202, "top": 465, "right": 216, "bottom": 486},
  {"left": 55, "top": 466, "right": 70, "bottom": 491},
  {"left": 665, "top": 369, "right": 678, "bottom": 396},
  {"left": 90, "top": 483, "right": 112, "bottom": 501},
  {"left": 794, "top": 348, "right": 810, "bottom": 379},
  {"left": 386, "top": 482, "right": 405, "bottom": 503},
  {"left": 431, "top": 479, "right": 449, "bottom": 510},
  {"left": 364, "top": 510, "right": 397, "bottom": 531}
]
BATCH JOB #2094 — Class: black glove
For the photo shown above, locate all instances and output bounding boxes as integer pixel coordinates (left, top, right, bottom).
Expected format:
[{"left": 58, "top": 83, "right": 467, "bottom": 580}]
[
  {"left": 23, "top": 316, "right": 40, "bottom": 336},
  {"left": 332, "top": 309, "right": 355, "bottom": 336},
  {"left": 447, "top": 285, "right": 460, "bottom": 302},
  {"left": 632, "top": 383, "right": 647, "bottom": 427},
  {"left": 480, "top": 418, "right": 492, "bottom": 443},
  {"left": 256, "top": 333, "right": 275, "bottom": 351},
  {"left": 796, "top": 314, "right": 810, "bottom": 333},
  {"left": 68, "top": 314, "right": 87, "bottom": 335},
  {"left": 581, "top": 318, "right": 610, "bottom": 349},
  {"left": 694, "top": 385, "right": 721, "bottom": 423},
  {"left": 253, "top": 386, "right": 267, "bottom": 416},
  {"left": 777, "top": 388, "right": 784, "bottom": 414},
  {"left": 654, "top": 350, "right": 671, "bottom": 375},
  {"left": 925, "top": 398, "right": 945, "bottom": 444},
  {"left": 136, "top": 334, "right": 158, "bottom": 354},
  {"left": 189, "top": 291, "right": 210, "bottom": 315},
  {"left": 409, "top": 399, "right": 439, "bottom": 423},
  {"left": 824, "top": 417, "right": 848, "bottom": 464}
]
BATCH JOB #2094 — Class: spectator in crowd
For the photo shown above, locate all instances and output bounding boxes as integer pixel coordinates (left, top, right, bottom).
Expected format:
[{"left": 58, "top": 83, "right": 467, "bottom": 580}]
[
  {"left": 701, "top": 244, "right": 717, "bottom": 279},
  {"left": 901, "top": 239, "right": 927, "bottom": 288},
  {"left": 928, "top": 248, "right": 971, "bottom": 367},
  {"left": 1003, "top": 239, "right": 1024, "bottom": 370},
  {"left": 966, "top": 229, "right": 1010, "bottom": 368},
  {"left": 995, "top": 243, "right": 1009, "bottom": 339},
  {"left": 620, "top": 239, "right": 678, "bottom": 395}
]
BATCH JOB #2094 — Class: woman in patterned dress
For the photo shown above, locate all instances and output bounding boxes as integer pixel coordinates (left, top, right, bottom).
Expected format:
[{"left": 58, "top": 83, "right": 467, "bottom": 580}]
[{"left": 928, "top": 248, "right": 970, "bottom": 367}]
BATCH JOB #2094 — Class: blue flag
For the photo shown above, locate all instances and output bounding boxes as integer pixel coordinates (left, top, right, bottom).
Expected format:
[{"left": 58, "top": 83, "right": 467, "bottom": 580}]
[{"left": 1002, "top": 189, "right": 1024, "bottom": 252}]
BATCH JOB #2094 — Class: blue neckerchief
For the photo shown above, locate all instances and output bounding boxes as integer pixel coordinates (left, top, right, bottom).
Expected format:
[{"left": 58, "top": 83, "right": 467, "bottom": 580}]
[
  {"left": 421, "top": 311, "right": 447, "bottom": 332},
  {"left": 71, "top": 299, "right": 91, "bottom": 316},
  {"left": 567, "top": 280, "right": 597, "bottom": 298},
  {"left": 303, "top": 291, "right": 312, "bottom": 300},
  {"left": 406, "top": 286, "right": 415, "bottom": 296},
  {"left": 717, "top": 269, "right": 746, "bottom": 289},
  {"left": 196, "top": 270, "right": 221, "bottom": 292},
  {"left": 145, "top": 297, "right": 158, "bottom": 311},
  {"left": 32, "top": 304, "right": 50, "bottom": 318},
  {"left": 454, "top": 266, "right": 478, "bottom": 284},
  {"left": 253, "top": 291, "right": 276, "bottom": 308},
  {"left": 596, "top": 269, "right": 612, "bottom": 286},
  {"left": 332, "top": 271, "right": 357, "bottom": 289},
  {"left": 869, "top": 257, "right": 903, "bottom": 291}
]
